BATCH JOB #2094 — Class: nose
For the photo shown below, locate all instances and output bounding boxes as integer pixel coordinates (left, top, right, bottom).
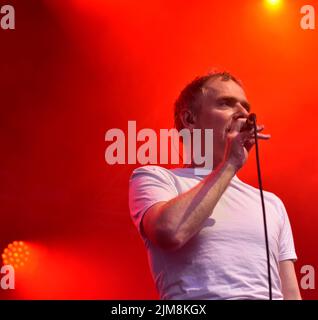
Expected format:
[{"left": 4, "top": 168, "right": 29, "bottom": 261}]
[{"left": 233, "top": 102, "right": 249, "bottom": 120}]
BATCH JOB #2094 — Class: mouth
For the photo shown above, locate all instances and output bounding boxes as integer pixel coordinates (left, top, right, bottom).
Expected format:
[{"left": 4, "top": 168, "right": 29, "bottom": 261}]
[{"left": 225, "top": 118, "right": 246, "bottom": 134}]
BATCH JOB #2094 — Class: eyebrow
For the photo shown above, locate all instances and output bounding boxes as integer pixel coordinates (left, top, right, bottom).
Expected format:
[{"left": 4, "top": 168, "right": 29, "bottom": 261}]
[{"left": 216, "top": 96, "right": 251, "bottom": 112}]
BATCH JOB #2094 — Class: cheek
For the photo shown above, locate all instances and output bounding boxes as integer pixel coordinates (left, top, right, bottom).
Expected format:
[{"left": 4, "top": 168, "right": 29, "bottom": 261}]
[{"left": 196, "top": 109, "right": 229, "bottom": 130}]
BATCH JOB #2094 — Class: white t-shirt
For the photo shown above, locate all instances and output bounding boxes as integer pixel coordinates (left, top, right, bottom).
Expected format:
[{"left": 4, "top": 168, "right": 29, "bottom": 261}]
[{"left": 129, "top": 165, "right": 297, "bottom": 300}]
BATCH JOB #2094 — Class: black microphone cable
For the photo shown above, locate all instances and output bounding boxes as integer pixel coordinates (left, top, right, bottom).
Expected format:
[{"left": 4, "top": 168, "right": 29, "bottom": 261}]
[{"left": 251, "top": 114, "right": 272, "bottom": 300}]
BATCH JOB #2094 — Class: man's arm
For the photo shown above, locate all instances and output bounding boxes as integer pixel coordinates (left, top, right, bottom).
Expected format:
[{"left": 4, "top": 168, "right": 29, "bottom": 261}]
[
  {"left": 142, "top": 118, "right": 266, "bottom": 251},
  {"left": 279, "top": 260, "right": 302, "bottom": 300},
  {"left": 142, "top": 160, "right": 237, "bottom": 251}
]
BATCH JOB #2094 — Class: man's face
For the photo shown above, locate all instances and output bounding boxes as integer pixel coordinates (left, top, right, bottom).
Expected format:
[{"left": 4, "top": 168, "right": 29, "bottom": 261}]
[{"left": 193, "top": 78, "right": 250, "bottom": 166}]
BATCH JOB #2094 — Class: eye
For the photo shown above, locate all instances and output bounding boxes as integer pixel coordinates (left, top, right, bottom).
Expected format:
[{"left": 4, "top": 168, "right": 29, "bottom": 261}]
[{"left": 218, "top": 98, "right": 234, "bottom": 107}]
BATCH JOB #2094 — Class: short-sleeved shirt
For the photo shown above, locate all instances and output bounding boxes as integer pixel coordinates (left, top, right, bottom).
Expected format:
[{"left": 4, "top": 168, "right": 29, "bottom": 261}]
[{"left": 129, "top": 165, "right": 297, "bottom": 300}]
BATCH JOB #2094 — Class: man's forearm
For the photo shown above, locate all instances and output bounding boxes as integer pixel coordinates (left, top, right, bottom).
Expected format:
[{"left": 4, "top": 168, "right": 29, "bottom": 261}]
[{"left": 155, "top": 161, "right": 237, "bottom": 249}]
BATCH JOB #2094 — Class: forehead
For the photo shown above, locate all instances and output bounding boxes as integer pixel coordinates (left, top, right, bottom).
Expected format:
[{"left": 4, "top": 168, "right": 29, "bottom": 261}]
[{"left": 202, "top": 78, "right": 247, "bottom": 101}]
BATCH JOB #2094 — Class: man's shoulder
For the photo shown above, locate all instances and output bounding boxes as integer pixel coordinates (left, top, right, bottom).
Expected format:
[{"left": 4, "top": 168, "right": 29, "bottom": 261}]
[
  {"left": 131, "top": 165, "right": 172, "bottom": 176},
  {"left": 129, "top": 165, "right": 177, "bottom": 184},
  {"left": 129, "top": 166, "right": 179, "bottom": 197}
]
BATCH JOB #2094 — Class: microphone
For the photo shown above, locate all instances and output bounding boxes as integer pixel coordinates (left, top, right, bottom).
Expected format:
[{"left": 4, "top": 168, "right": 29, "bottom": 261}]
[{"left": 240, "top": 113, "right": 256, "bottom": 132}]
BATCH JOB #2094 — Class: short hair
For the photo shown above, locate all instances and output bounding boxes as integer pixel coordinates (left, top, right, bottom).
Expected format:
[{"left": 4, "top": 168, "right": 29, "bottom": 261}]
[{"left": 174, "top": 71, "right": 242, "bottom": 131}]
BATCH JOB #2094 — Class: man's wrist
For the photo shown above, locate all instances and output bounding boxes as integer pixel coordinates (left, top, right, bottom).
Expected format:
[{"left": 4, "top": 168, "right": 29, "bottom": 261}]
[{"left": 220, "top": 159, "right": 239, "bottom": 176}]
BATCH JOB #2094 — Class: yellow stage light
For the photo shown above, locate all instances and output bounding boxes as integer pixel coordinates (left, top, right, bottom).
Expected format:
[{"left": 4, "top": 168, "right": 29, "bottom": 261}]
[{"left": 265, "top": 0, "right": 282, "bottom": 9}]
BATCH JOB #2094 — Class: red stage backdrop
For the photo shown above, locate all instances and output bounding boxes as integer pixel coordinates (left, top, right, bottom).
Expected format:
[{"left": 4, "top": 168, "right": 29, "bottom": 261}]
[{"left": 0, "top": 0, "right": 317, "bottom": 299}]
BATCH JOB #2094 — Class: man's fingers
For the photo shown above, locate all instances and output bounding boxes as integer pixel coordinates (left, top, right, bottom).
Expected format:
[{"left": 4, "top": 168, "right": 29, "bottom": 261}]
[
  {"left": 228, "top": 121, "right": 270, "bottom": 141},
  {"left": 228, "top": 118, "right": 247, "bottom": 134},
  {"left": 256, "top": 133, "right": 271, "bottom": 140},
  {"left": 243, "top": 133, "right": 270, "bottom": 152},
  {"left": 245, "top": 131, "right": 271, "bottom": 140},
  {"left": 244, "top": 139, "right": 255, "bottom": 151},
  {"left": 249, "top": 124, "right": 265, "bottom": 133},
  {"left": 229, "top": 121, "right": 266, "bottom": 135}
]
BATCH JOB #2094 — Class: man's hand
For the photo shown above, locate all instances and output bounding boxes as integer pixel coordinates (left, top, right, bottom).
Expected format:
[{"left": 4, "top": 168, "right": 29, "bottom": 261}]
[{"left": 224, "top": 118, "right": 271, "bottom": 170}]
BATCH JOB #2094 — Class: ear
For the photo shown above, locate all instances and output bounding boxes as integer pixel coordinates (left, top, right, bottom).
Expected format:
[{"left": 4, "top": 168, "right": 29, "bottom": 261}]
[{"left": 180, "top": 110, "right": 196, "bottom": 131}]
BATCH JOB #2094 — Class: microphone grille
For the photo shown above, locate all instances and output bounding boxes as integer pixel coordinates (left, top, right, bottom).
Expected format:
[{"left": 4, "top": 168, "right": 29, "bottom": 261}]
[{"left": 248, "top": 113, "right": 257, "bottom": 122}]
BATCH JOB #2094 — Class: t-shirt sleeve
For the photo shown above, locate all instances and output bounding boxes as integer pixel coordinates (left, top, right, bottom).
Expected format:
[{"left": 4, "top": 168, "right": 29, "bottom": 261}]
[
  {"left": 277, "top": 198, "right": 297, "bottom": 262},
  {"left": 128, "top": 166, "right": 178, "bottom": 240}
]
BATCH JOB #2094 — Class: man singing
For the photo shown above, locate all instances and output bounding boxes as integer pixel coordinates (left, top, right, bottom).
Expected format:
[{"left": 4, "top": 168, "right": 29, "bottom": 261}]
[{"left": 129, "top": 72, "right": 301, "bottom": 300}]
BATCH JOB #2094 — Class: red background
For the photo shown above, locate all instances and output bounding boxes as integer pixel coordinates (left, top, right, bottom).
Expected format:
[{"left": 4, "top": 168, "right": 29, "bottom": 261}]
[{"left": 0, "top": 0, "right": 317, "bottom": 299}]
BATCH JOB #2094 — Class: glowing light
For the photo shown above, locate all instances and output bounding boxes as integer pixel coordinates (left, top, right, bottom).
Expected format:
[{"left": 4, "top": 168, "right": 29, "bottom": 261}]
[
  {"left": 265, "top": 0, "right": 282, "bottom": 9},
  {"left": 1, "top": 241, "right": 30, "bottom": 269}
]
